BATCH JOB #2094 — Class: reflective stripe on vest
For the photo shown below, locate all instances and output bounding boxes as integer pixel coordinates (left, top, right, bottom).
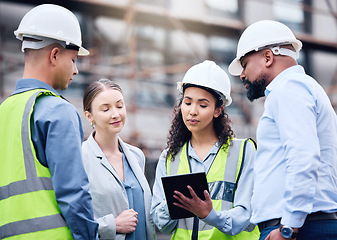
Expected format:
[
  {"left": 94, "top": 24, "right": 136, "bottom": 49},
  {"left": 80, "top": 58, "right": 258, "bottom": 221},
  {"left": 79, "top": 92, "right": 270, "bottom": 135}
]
[
  {"left": 0, "top": 89, "right": 72, "bottom": 240},
  {"left": 166, "top": 139, "right": 259, "bottom": 240}
]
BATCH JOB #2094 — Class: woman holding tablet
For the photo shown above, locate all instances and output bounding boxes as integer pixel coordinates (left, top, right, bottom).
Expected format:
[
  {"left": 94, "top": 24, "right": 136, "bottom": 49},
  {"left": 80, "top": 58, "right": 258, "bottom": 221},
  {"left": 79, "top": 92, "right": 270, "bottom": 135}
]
[{"left": 150, "top": 60, "right": 259, "bottom": 240}]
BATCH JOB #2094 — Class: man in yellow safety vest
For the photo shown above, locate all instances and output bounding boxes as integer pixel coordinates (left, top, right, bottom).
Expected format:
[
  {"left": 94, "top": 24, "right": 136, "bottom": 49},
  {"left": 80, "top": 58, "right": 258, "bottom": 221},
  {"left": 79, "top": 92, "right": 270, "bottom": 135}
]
[{"left": 0, "top": 4, "right": 99, "bottom": 240}]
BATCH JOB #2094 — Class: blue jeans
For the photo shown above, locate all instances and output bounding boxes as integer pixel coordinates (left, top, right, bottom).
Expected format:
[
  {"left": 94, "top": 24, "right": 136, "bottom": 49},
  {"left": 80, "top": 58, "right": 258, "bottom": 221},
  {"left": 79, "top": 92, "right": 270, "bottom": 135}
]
[
  {"left": 259, "top": 225, "right": 279, "bottom": 240},
  {"left": 259, "top": 220, "right": 337, "bottom": 240}
]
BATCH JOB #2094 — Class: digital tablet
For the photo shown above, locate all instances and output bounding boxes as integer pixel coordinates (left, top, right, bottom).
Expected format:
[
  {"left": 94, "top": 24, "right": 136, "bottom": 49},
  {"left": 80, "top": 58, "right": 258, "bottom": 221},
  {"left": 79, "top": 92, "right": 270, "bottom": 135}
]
[{"left": 161, "top": 172, "right": 209, "bottom": 219}]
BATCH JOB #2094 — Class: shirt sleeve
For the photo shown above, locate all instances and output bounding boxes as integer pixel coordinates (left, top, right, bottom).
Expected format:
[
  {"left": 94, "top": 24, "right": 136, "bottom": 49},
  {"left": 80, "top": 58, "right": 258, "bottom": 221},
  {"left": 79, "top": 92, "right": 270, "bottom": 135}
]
[
  {"left": 202, "top": 140, "right": 256, "bottom": 235},
  {"left": 32, "top": 96, "right": 99, "bottom": 240},
  {"left": 150, "top": 149, "right": 178, "bottom": 233},
  {"left": 269, "top": 78, "right": 320, "bottom": 228}
]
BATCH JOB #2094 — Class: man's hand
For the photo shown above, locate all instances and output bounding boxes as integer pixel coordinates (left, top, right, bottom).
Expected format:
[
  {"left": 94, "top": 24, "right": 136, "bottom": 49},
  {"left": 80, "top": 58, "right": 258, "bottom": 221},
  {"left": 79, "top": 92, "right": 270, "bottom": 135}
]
[
  {"left": 173, "top": 185, "right": 213, "bottom": 219},
  {"left": 265, "top": 228, "right": 297, "bottom": 240}
]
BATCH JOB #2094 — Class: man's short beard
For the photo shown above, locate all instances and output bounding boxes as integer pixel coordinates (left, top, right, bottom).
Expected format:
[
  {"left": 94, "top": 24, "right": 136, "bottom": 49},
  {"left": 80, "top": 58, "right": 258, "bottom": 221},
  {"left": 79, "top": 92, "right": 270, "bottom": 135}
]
[{"left": 243, "top": 74, "right": 267, "bottom": 102}]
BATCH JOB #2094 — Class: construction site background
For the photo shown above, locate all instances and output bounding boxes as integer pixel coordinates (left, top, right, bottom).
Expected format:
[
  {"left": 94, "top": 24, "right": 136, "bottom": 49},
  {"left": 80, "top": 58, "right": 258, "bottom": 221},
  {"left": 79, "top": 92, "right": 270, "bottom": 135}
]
[{"left": 1, "top": 1, "right": 336, "bottom": 238}]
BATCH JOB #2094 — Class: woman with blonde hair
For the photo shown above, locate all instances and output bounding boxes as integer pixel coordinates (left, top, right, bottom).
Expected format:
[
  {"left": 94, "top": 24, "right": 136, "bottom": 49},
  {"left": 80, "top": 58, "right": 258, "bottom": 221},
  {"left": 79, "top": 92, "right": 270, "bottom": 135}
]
[{"left": 82, "top": 79, "right": 155, "bottom": 240}]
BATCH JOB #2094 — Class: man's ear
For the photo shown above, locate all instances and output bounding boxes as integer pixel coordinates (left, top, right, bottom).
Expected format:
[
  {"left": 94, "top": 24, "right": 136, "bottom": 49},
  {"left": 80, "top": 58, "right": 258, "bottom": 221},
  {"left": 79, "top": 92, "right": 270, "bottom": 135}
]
[
  {"left": 49, "top": 47, "right": 60, "bottom": 65},
  {"left": 264, "top": 49, "right": 274, "bottom": 68}
]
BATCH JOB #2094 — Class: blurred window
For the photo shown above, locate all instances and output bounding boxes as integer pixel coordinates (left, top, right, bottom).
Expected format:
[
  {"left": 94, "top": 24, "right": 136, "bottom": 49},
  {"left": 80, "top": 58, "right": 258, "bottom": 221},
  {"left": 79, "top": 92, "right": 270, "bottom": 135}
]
[
  {"left": 273, "top": 0, "right": 305, "bottom": 32},
  {"left": 204, "top": 0, "right": 239, "bottom": 18}
]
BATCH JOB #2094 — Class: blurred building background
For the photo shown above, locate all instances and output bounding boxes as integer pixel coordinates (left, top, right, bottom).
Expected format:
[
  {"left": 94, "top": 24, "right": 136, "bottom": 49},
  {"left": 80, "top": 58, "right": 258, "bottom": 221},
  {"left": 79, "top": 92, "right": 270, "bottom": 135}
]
[{"left": 0, "top": 0, "right": 336, "bottom": 237}]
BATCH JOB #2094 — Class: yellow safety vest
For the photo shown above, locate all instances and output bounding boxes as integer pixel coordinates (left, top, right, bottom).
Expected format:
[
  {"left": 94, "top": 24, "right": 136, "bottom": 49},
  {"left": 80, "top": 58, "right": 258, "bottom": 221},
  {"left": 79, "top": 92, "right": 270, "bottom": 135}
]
[
  {"left": 0, "top": 89, "right": 73, "bottom": 240},
  {"left": 166, "top": 139, "right": 260, "bottom": 240}
]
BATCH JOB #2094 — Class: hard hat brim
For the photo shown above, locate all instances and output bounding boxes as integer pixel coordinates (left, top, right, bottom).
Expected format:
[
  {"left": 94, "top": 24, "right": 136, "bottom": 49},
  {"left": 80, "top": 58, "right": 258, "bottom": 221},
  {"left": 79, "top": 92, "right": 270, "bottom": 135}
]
[
  {"left": 177, "top": 81, "right": 184, "bottom": 93},
  {"left": 225, "top": 96, "right": 232, "bottom": 107},
  {"left": 228, "top": 58, "right": 242, "bottom": 76},
  {"left": 176, "top": 81, "right": 232, "bottom": 107},
  {"left": 79, "top": 46, "right": 90, "bottom": 56}
]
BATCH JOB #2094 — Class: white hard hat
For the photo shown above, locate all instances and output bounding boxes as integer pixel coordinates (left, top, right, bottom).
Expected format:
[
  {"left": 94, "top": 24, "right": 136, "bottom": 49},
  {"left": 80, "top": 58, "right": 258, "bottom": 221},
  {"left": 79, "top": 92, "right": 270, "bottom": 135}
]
[
  {"left": 14, "top": 4, "right": 89, "bottom": 56},
  {"left": 177, "top": 60, "right": 232, "bottom": 107},
  {"left": 228, "top": 20, "right": 302, "bottom": 76}
]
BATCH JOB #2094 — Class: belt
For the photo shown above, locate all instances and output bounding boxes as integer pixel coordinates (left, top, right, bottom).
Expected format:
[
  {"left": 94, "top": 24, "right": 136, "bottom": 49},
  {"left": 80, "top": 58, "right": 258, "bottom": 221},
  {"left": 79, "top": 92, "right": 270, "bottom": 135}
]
[
  {"left": 258, "top": 219, "right": 281, "bottom": 232},
  {"left": 258, "top": 212, "right": 337, "bottom": 232}
]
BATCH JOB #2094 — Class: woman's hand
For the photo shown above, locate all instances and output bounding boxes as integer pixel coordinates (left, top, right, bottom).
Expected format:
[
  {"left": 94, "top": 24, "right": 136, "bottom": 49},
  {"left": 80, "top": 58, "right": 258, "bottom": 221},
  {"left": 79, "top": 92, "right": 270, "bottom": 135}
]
[
  {"left": 115, "top": 209, "right": 138, "bottom": 233},
  {"left": 173, "top": 185, "right": 213, "bottom": 219}
]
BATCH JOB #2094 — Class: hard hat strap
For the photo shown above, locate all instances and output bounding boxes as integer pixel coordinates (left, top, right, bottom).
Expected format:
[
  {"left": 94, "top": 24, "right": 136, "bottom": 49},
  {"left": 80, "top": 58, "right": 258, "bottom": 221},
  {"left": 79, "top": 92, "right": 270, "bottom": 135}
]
[
  {"left": 214, "top": 89, "right": 226, "bottom": 107},
  {"left": 21, "top": 34, "right": 78, "bottom": 52},
  {"left": 269, "top": 46, "right": 299, "bottom": 60}
]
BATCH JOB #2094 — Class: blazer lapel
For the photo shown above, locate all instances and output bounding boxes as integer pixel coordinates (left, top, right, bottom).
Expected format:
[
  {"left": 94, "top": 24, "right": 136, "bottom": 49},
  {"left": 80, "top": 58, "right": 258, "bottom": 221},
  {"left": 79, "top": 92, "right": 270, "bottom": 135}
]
[
  {"left": 118, "top": 138, "right": 149, "bottom": 193},
  {"left": 118, "top": 137, "right": 154, "bottom": 239},
  {"left": 86, "top": 133, "right": 124, "bottom": 187}
]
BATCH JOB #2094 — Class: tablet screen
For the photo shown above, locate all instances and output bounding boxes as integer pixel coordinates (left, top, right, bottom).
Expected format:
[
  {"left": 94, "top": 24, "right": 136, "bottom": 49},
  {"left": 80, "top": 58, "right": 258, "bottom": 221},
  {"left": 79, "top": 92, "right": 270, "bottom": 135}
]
[{"left": 161, "top": 172, "right": 209, "bottom": 219}]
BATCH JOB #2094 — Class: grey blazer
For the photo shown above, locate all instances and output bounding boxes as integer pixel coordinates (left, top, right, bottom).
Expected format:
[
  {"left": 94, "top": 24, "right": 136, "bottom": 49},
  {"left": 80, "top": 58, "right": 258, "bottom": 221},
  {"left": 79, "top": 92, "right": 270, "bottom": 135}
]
[{"left": 82, "top": 133, "right": 156, "bottom": 240}]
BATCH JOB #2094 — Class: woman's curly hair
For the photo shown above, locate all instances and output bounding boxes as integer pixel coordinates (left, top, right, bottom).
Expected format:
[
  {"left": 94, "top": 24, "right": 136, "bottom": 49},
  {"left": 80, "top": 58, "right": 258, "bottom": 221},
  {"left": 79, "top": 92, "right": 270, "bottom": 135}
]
[{"left": 166, "top": 84, "right": 235, "bottom": 161}]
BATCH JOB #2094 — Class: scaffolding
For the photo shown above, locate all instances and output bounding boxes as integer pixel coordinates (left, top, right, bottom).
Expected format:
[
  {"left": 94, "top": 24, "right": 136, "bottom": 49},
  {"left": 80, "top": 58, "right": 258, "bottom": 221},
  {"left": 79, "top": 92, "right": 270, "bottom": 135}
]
[{"left": 1, "top": 0, "right": 337, "bottom": 150}]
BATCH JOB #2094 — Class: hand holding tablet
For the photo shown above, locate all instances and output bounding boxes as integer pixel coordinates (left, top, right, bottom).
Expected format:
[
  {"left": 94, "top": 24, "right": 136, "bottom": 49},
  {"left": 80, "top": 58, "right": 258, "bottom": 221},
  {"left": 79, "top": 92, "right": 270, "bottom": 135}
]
[{"left": 161, "top": 172, "right": 210, "bottom": 219}]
